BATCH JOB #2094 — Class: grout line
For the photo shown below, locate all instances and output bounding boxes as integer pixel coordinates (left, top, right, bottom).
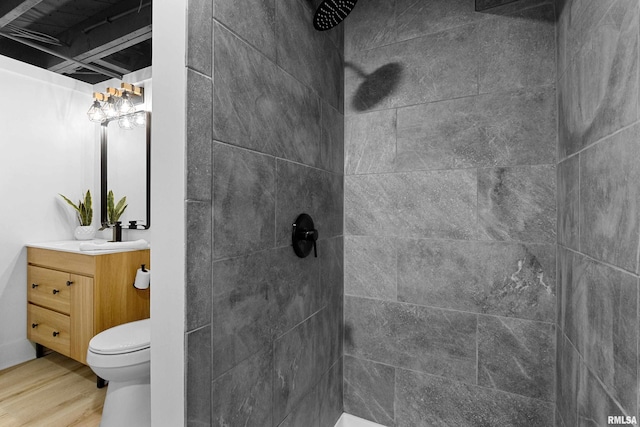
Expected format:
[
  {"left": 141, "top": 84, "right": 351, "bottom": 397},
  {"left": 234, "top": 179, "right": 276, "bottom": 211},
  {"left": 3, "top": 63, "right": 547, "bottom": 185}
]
[
  {"left": 344, "top": 83, "right": 557, "bottom": 118},
  {"left": 577, "top": 152, "right": 581, "bottom": 254},
  {"left": 344, "top": 162, "right": 557, "bottom": 178},
  {"left": 343, "top": 234, "right": 557, "bottom": 248},
  {"left": 561, "top": 244, "right": 640, "bottom": 278},
  {"left": 560, "top": 118, "right": 640, "bottom": 162},
  {"left": 345, "top": 354, "right": 555, "bottom": 404},
  {"left": 475, "top": 314, "right": 479, "bottom": 386},
  {"left": 212, "top": 139, "right": 342, "bottom": 176},
  {"left": 344, "top": 294, "right": 557, "bottom": 326}
]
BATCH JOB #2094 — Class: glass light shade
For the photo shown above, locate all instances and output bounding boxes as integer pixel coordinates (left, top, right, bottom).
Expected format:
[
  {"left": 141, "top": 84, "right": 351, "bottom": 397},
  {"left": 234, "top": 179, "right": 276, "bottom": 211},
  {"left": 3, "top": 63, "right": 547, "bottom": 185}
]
[
  {"left": 102, "top": 97, "right": 118, "bottom": 119},
  {"left": 87, "top": 100, "right": 106, "bottom": 122},
  {"left": 133, "top": 111, "right": 146, "bottom": 126},
  {"left": 118, "top": 114, "right": 135, "bottom": 130},
  {"left": 117, "top": 92, "right": 135, "bottom": 115}
]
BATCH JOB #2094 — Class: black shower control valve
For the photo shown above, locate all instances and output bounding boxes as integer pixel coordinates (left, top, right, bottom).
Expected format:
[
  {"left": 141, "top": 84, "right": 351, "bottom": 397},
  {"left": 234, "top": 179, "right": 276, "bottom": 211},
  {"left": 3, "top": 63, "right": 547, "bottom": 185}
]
[
  {"left": 129, "top": 220, "right": 137, "bottom": 229},
  {"left": 292, "top": 213, "right": 319, "bottom": 258}
]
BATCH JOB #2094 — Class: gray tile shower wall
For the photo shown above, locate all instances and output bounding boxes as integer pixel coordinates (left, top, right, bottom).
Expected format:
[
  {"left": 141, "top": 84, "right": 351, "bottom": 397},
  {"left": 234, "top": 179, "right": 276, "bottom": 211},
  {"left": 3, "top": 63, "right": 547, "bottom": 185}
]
[
  {"left": 344, "top": 0, "right": 557, "bottom": 424},
  {"left": 185, "top": 0, "right": 344, "bottom": 425},
  {"left": 556, "top": 0, "right": 640, "bottom": 425}
]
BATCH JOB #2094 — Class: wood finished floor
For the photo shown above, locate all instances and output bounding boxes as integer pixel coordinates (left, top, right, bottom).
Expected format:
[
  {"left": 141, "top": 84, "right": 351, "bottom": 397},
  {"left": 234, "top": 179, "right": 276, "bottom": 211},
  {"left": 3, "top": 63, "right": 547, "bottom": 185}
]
[{"left": 0, "top": 352, "right": 105, "bottom": 426}]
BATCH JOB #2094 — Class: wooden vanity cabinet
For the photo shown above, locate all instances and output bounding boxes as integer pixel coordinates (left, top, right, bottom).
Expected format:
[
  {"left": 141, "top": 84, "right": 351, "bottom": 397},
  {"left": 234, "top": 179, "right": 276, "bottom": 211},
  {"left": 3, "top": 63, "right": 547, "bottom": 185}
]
[{"left": 26, "top": 247, "right": 150, "bottom": 365}]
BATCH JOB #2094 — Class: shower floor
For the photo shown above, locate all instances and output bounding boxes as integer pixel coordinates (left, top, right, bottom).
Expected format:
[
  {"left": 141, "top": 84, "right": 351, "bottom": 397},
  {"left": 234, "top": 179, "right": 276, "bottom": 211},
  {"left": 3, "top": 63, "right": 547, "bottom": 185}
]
[{"left": 335, "top": 413, "right": 387, "bottom": 427}]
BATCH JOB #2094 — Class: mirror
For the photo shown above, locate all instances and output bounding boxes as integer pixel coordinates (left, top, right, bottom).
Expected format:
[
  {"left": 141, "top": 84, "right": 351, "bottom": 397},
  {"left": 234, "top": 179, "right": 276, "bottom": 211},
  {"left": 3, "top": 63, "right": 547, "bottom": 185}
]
[{"left": 100, "top": 112, "right": 151, "bottom": 229}]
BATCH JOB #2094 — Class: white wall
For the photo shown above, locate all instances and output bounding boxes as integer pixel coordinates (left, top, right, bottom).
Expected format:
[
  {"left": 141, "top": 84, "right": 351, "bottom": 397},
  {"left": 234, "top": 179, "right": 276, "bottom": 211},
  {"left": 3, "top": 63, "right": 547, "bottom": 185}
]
[
  {"left": 0, "top": 55, "right": 94, "bottom": 369},
  {"left": 151, "top": 0, "right": 186, "bottom": 424}
]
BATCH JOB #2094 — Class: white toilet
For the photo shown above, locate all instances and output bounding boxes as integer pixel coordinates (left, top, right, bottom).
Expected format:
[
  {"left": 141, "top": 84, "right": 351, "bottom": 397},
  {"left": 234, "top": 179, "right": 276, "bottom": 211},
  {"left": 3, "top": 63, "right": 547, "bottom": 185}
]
[{"left": 87, "top": 318, "right": 151, "bottom": 427}]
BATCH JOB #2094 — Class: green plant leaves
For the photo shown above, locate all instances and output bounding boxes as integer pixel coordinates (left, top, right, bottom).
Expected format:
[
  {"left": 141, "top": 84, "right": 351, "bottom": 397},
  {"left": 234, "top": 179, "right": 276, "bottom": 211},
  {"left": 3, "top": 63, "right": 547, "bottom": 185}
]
[
  {"left": 107, "top": 190, "right": 127, "bottom": 224},
  {"left": 59, "top": 190, "right": 93, "bottom": 226}
]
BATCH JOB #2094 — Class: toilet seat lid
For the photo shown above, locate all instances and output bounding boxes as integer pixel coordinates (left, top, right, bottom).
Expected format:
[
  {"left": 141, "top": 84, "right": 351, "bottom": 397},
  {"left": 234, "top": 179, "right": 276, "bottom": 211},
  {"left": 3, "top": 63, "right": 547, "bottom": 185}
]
[{"left": 89, "top": 318, "right": 150, "bottom": 354}]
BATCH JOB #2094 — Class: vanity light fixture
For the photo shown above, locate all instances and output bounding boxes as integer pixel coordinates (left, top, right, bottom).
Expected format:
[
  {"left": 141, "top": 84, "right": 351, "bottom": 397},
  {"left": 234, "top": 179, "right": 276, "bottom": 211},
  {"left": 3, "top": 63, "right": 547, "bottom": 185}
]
[
  {"left": 118, "top": 113, "right": 135, "bottom": 130},
  {"left": 87, "top": 99, "right": 106, "bottom": 123},
  {"left": 102, "top": 96, "right": 119, "bottom": 119},
  {"left": 117, "top": 92, "right": 135, "bottom": 115},
  {"left": 87, "top": 82, "right": 145, "bottom": 129}
]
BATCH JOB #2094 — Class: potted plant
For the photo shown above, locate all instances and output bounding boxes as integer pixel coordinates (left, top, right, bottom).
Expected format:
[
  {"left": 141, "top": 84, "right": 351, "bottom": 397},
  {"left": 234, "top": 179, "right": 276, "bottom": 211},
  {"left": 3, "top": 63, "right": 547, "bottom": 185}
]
[
  {"left": 59, "top": 190, "right": 95, "bottom": 240},
  {"left": 107, "top": 190, "right": 128, "bottom": 225}
]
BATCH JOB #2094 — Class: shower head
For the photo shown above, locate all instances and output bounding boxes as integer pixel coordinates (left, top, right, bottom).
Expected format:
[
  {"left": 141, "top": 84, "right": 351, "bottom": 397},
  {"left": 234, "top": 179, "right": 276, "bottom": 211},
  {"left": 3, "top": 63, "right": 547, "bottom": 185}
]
[{"left": 313, "top": 0, "right": 358, "bottom": 31}]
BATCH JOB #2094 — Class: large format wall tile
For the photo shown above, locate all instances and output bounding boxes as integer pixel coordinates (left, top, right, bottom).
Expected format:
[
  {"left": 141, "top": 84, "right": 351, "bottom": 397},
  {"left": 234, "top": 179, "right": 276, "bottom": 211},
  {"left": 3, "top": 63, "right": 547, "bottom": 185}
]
[
  {"left": 557, "top": 155, "right": 579, "bottom": 250},
  {"left": 212, "top": 349, "right": 273, "bottom": 426},
  {"left": 558, "top": 0, "right": 639, "bottom": 157},
  {"left": 478, "top": 316, "right": 554, "bottom": 400},
  {"left": 186, "top": 326, "right": 211, "bottom": 426},
  {"left": 186, "top": 201, "right": 213, "bottom": 330},
  {"left": 211, "top": 247, "right": 321, "bottom": 378},
  {"left": 395, "top": 369, "right": 554, "bottom": 426},
  {"left": 278, "top": 386, "right": 319, "bottom": 427},
  {"left": 397, "top": 239, "right": 555, "bottom": 321},
  {"left": 345, "top": 236, "right": 397, "bottom": 300},
  {"left": 320, "top": 236, "right": 344, "bottom": 311},
  {"left": 214, "top": 0, "right": 276, "bottom": 60},
  {"left": 557, "top": 0, "right": 619, "bottom": 78},
  {"left": 562, "top": 253, "right": 638, "bottom": 413},
  {"left": 577, "top": 359, "right": 631, "bottom": 425},
  {"left": 345, "top": 23, "right": 479, "bottom": 113},
  {"left": 187, "top": 0, "right": 212, "bottom": 76},
  {"left": 344, "top": 0, "right": 396, "bottom": 57},
  {"left": 344, "top": 109, "right": 397, "bottom": 175},
  {"left": 396, "top": 87, "right": 556, "bottom": 170},
  {"left": 273, "top": 308, "right": 336, "bottom": 425},
  {"left": 580, "top": 123, "right": 640, "bottom": 272},
  {"left": 276, "top": 0, "right": 343, "bottom": 109},
  {"left": 344, "top": 296, "right": 477, "bottom": 382},
  {"left": 213, "top": 142, "right": 275, "bottom": 259},
  {"left": 343, "top": 356, "right": 395, "bottom": 425},
  {"left": 477, "top": 4, "right": 556, "bottom": 93},
  {"left": 186, "top": 69, "right": 212, "bottom": 201},
  {"left": 319, "top": 238, "right": 344, "bottom": 369},
  {"left": 345, "top": 169, "right": 477, "bottom": 239},
  {"left": 275, "top": 159, "right": 343, "bottom": 246},
  {"left": 478, "top": 165, "right": 556, "bottom": 243},
  {"left": 318, "top": 360, "right": 344, "bottom": 427},
  {"left": 320, "top": 102, "right": 344, "bottom": 174},
  {"left": 213, "top": 22, "right": 321, "bottom": 165},
  {"left": 396, "top": 0, "right": 488, "bottom": 42},
  {"left": 556, "top": 331, "right": 579, "bottom": 427}
]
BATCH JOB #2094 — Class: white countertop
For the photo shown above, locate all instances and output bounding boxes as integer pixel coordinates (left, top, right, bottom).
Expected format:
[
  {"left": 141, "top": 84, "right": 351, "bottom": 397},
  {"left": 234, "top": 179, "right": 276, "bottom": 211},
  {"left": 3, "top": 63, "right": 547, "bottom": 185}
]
[{"left": 27, "top": 240, "right": 149, "bottom": 255}]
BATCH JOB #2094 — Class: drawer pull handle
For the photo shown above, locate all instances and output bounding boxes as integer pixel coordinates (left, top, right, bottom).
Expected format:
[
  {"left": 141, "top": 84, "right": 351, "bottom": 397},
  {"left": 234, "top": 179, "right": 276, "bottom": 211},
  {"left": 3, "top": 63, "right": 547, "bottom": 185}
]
[
  {"left": 31, "top": 323, "right": 38, "bottom": 328},
  {"left": 52, "top": 289, "right": 60, "bottom": 295},
  {"left": 31, "top": 283, "right": 38, "bottom": 289},
  {"left": 66, "top": 281, "right": 73, "bottom": 286},
  {"left": 52, "top": 331, "right": 60, "bottom": 337}
]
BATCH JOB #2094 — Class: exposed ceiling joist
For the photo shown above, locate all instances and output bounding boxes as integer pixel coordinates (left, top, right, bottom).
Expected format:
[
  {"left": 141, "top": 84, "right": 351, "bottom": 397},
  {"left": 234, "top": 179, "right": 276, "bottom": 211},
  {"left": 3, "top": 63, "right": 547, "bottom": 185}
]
[
  {"left": 93, "top": 58, "right": 132, "bottom": 75},
  {"left": 0, "top": 0, "right": 45, "bottom": 28},
  {"left": 0, "top": 0, "right": 152, "bottom": 83},
  {"left": 45, "top": 0, "right": 150, "bottom": 73},
  {"left": 0, "top": 31, "right": 122, "bottom": 78},
  {"left": 50, "top": 25, "right": 151, "bottom": 74}
]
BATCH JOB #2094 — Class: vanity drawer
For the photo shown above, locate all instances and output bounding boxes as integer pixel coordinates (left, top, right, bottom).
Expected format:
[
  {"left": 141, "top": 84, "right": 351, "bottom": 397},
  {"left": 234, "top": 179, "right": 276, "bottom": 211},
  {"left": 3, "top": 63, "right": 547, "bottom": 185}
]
[
  {"left": 27, "top": 304, "right": 71, "bottom": 357},
  {"left": 27, "top": 266, "right": 71, "bottom": 314}
]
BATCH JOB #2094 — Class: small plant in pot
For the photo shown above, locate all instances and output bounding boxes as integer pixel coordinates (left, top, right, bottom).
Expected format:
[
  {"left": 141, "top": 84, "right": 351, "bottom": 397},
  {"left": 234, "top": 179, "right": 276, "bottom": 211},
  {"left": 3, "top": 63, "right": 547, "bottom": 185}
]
[
  {"left": 59, "top": 190, "right": 95, "bottom": 240},
  {"left": 107, "top": 190, "right": 127, "bottom": 225},
  {"left": 107, "top": 191, "right": 127, "bottom": 241}
]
